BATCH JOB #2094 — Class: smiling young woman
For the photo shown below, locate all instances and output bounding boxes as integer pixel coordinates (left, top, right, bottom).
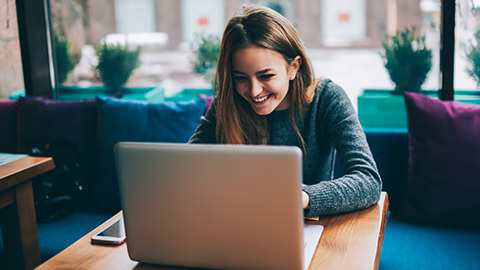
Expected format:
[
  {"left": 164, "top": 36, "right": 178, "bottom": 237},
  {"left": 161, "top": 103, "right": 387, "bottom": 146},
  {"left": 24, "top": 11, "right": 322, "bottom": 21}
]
[{"left": 189, "top": 5, "right": 381, "bottom": 217}]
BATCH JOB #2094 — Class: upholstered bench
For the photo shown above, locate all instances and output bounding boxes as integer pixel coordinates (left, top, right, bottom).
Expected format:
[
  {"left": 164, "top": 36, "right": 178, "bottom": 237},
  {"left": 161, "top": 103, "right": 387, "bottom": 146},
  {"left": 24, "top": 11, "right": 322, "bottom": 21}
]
[{"left": 1, "top": 94, "right": 479, "bottom": 269}]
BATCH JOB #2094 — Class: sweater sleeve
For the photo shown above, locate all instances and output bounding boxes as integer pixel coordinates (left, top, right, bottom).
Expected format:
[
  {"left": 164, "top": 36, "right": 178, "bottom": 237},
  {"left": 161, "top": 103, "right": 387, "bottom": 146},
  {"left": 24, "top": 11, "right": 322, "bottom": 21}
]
[
  {"left": 188, "top": 98, "right": 217, "bottom": 144},
  {"left": 303, "top": 81, "right": 382, "bottom": 217}
]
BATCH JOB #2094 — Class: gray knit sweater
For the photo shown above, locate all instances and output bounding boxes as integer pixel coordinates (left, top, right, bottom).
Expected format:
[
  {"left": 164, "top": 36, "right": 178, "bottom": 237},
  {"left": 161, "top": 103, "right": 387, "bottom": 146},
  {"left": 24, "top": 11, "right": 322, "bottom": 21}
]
[{"left": 189, "top": 78, "right": 382, "bottom": 217}]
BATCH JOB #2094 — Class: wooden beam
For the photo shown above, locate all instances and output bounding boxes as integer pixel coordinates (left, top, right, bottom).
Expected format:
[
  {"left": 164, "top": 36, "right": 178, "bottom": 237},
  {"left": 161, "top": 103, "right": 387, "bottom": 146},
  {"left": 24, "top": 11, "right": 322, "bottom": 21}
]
[
  {"left": 15, "top": 0, "right": 54, "bottom": 98},
  {"left": 440, "top": 0, "right": 455, "bottom": 100}
]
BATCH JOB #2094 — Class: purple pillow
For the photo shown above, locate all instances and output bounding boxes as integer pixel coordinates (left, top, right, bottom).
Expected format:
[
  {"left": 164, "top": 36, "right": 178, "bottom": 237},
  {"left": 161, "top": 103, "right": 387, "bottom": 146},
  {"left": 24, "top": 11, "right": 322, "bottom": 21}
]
[
  {"left": 17, "top": 97, "right": 97, "bottom": 206},
  {"left": 402, "top": 92, "right": 480, "bottom": 227},
  {"left": 198, "top": 94, "right": 214, "bottom": 113},
  {"left": 0, "top": 100, "right": 18, "bottom": 153}
]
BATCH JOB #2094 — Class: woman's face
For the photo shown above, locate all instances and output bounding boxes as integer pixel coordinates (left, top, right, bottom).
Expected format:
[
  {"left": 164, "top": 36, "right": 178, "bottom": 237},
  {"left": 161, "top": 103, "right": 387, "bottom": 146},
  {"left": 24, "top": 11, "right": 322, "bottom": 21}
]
[{"left": 232, "top": 46, "right": 300, "bottom": 115}]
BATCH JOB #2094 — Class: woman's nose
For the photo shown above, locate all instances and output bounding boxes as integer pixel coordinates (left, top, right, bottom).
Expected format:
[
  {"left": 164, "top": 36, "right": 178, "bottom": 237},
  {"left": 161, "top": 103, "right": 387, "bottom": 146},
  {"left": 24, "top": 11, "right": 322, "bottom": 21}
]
[{"left": 249, "top": 79, "right": 263, "bottom": 97}]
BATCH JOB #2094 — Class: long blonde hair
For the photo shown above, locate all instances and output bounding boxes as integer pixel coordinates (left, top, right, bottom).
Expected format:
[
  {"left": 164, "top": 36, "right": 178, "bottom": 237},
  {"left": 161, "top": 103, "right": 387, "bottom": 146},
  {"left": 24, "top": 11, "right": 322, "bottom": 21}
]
[{"left": 215, "top": 5, "right": 313, "bottom": 147}]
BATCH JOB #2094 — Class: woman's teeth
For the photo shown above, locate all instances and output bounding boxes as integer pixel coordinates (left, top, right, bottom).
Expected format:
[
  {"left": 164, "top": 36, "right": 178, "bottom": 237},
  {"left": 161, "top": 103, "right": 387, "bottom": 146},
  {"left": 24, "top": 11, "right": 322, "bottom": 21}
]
[{"left": 252, "top": 95, "right": 269, "bottom": 103}]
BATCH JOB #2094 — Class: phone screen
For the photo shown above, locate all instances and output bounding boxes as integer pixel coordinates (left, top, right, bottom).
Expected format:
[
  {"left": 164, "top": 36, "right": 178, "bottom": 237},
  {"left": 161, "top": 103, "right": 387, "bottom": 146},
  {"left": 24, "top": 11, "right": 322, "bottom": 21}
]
[{"left": 98, "top": 218, "right": 125, "bottom": 238}]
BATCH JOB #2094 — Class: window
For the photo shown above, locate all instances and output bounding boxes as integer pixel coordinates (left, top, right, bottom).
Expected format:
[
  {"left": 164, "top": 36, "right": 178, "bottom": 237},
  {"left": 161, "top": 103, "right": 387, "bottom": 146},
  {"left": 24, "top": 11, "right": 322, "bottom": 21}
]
[
  {"left": 15, "top": 0, "right": 457, "bottom": 107},
  {"left": 455, "top": 0, "right": 480, "bottom": 92}
]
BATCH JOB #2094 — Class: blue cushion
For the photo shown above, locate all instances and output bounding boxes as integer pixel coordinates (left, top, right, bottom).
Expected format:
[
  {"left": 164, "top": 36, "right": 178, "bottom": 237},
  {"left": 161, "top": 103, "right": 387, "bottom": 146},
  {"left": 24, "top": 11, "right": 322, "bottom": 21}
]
[
  {"left": 380, "top": 213, "right": 480, "bottom": 269},
  {"left": 335, "top": 128, "right": 409, "bottom": 214},
  {"left": 0, "top": 211, "right": 111, "bottom": 266},
  {"left": 364, "top": 128, "right": 409, "bottom": 214},
  {"left": 93, "top": 96, "right": 206, "bottom": 212},
  {"left": 37, "top": 212, "right": 111, "bottom": 260}
]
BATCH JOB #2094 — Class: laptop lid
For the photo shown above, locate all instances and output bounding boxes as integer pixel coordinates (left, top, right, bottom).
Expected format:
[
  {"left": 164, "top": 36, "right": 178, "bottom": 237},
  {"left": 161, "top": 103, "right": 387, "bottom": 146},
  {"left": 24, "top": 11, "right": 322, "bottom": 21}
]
[{"left": 115, "top": 142, "right": 306, "bottom": 269}]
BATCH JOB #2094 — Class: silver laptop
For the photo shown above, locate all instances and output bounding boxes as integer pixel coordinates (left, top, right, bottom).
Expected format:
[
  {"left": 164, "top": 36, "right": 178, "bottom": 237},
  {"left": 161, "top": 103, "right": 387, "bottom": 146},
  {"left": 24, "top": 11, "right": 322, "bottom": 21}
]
[{"left": 115, "top": 142, "right": 323, "bottom": 270}]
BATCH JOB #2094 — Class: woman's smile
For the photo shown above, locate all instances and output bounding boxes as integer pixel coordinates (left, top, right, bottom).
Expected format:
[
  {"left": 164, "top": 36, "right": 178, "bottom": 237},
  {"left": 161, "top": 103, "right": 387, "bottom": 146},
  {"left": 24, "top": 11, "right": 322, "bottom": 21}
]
[{"left": 251, "top": 94, "right": 271, "bottom": 104}]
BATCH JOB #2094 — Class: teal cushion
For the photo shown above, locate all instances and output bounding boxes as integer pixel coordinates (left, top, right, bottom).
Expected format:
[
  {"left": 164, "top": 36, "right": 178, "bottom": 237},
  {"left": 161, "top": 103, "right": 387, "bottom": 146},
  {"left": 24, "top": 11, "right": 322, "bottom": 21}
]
[
  {"left": 94, "top": 96, "right": 206, "bottom": 212},
  {"left": 380, "top": 213, "right": 480, "bottom": 269}
]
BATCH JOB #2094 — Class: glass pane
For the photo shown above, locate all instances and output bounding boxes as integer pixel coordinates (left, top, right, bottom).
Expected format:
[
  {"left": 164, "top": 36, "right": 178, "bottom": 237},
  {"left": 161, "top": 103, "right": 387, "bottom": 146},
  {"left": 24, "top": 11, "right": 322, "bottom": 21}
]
[
  {"left": 181, "top": 0, "right": 225, "bottom": 43},
  {"left": 114, "top": 0, "right": 156, "bottom": 33},
  {"left": 0, "top": 0, "right": 25, "bottom": 100},
  {"left": 46, "top": 0, "right": 440, "bottom": 109},
  {"left": 419, "top": 0, "right": 441, "bottom": 92},
  {"left": 305, "top": 0, "right": 440, "bottom": 109},
  {"left": 455, "top": 0, "right": 480, "bottom": 91}
]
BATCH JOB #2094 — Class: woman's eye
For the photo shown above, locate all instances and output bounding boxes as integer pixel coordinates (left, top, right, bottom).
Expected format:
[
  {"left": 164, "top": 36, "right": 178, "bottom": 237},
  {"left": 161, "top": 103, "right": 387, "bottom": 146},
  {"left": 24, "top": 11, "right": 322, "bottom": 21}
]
[{"left": 260, "top": 74, "right": 274, "bottom": 80}]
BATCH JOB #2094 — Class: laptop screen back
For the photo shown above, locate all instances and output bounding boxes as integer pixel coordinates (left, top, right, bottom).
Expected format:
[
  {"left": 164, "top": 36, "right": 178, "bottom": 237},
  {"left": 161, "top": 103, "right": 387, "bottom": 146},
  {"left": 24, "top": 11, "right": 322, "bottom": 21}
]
[{"left": 115, "top": 142, "right": 305, "bottom": 269}]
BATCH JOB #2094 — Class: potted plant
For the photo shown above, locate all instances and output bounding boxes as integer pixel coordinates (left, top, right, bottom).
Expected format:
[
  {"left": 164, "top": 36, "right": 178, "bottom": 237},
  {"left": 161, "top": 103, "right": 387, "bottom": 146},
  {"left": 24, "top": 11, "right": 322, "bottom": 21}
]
[
  {"left": 381, "top": 26, "right": 433, "bottom": 94},
  {"left": 357, "top": 27, "right": 433, "bottom": 129},
  {"left": 58, "top": 43, "right": 163, "bottom": 101},
  {"left": 466, "top": 30, "right": 480, "bottom": 87},
  {"left": 94, "top": 43, "right": 140, "bottom": 94},
  {"left": 53, "top": 34, "right": 77, "bottom": 84},
  {"left": 359, "top": 27, "right": 480, "bottom": 129},
  {"left": 191, "top": 33, "right": 220, "bottom": 89},
  {"left": 158, "top": 33, "right": 219, "bottom": 102}
]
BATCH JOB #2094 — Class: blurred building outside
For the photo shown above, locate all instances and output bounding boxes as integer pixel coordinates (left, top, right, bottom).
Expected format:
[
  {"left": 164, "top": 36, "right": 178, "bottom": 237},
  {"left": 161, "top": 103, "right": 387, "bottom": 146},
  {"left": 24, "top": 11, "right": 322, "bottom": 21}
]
[{"left": 55, "top": 0, "right": 425, "bottom": 109}]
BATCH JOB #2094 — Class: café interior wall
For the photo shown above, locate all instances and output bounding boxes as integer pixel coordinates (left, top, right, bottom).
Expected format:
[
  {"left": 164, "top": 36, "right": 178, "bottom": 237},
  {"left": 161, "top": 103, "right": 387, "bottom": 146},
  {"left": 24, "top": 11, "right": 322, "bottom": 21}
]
[{"left": 0, "top": 0, "right": 24, "bottom": 99}]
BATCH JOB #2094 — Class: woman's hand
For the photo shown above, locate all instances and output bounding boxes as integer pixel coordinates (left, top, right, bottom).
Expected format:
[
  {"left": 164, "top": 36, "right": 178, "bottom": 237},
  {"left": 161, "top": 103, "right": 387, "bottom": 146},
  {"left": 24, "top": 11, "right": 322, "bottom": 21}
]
[{"left": 302, "top": 191, "right": 310, "bottom": 209}]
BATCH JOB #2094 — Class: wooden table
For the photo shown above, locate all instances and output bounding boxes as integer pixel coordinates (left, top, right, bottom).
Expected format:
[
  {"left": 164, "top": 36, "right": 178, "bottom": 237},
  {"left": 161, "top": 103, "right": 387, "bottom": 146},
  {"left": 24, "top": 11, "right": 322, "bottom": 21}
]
[
  {"left": 0, "top": 156, "right": 56, "bottom": 270},
  {"left": 38, "top": 192, "right": 389, "bottom": 270}
]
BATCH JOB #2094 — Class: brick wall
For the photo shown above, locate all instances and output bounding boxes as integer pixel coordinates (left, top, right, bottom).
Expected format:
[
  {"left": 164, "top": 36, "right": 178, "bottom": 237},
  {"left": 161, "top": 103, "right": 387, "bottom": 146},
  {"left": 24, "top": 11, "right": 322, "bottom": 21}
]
[{"left": 0, "top": 0, "right": 24, "bottom": 99}]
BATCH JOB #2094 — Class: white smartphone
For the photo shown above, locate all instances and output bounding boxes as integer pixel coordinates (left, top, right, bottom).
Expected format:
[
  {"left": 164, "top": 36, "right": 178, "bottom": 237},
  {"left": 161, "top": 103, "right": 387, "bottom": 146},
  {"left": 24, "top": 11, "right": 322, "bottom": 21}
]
[{"left": 91, "top": 217, "right": 126, "bottom": 245}]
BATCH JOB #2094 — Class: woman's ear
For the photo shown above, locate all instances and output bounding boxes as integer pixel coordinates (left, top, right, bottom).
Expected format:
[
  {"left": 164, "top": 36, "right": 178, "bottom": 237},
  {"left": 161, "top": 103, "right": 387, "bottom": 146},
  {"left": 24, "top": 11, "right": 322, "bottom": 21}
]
[{"left": 289, "top": 56, "right": 302, "bottom": 80}]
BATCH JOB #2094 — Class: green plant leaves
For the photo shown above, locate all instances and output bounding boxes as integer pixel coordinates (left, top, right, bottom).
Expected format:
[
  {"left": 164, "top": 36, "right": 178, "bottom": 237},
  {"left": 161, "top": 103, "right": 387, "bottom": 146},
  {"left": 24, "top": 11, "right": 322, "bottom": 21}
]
[
  {"left": 94, "top": 44, "right": 140, "bottom": 93},
  {"left": 54, "top": 35, "right": 77, "bottom": 84},
  {"left": 191, "top": 33, "right": 220, "bottom": 85},
  {"left": 466, "top": 31, "right": 480, "bottom": 87},
  {"left": 381, "top": 26, "right": 433, "bottom": 93}
]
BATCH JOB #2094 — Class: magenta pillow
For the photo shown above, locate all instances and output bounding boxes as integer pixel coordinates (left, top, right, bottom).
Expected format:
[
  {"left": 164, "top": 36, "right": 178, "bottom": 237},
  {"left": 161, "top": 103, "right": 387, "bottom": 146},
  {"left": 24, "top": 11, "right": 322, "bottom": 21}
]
[
  {"left": 17, "top": 97, "right": 97, "bottom": 152},
  {"left": 17, "top": 97, "right": 97, "bottom": 207},
  {"left": 0, "top": 100, "right": 18, "bottom": 153},
  {"left": 403, "top": 92, "right": 480, "bottom": 227},
  {"left": 198, "top": 94, "right": 214, "bottom": 113}
]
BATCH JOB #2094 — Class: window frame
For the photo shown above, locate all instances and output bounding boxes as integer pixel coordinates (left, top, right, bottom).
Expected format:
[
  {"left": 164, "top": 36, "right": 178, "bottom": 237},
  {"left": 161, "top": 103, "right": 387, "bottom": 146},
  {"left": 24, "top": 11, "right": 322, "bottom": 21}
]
[
  {"left": 16, "top": 0, "right": 57, "bottom": 99},
  {"left": 440, "top": 0, "right": 455, "bottom": 100}
]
